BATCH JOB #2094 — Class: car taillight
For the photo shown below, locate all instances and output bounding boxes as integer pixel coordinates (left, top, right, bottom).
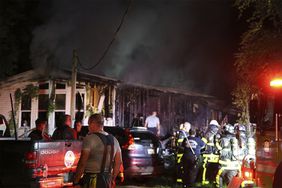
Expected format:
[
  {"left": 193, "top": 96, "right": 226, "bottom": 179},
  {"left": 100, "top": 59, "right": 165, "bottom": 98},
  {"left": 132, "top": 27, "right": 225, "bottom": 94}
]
[
  {"left": 24, "top": 151, "right": 37, "bottom": 168},
  {"left": 128, "top": 134, "right": 134, "bottom": 145}
]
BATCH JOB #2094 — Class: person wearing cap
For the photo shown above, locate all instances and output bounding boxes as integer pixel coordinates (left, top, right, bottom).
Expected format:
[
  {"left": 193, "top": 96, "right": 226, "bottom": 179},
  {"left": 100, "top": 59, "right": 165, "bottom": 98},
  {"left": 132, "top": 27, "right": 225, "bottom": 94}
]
[{"left": 201, "top": 120, "right": 222, "bottom": 185}]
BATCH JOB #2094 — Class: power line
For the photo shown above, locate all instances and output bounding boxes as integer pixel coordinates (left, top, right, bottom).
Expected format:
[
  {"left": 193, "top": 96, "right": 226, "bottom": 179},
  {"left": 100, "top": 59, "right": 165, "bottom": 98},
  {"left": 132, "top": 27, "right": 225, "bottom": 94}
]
[{"left": 78, "top": 0, "right": 132, "bottom": 71}]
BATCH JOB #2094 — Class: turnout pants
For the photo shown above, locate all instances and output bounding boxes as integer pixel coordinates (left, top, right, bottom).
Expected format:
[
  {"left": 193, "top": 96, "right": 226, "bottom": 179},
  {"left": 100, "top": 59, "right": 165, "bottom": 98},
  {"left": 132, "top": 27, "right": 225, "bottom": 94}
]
[
  {"left": 216, "top": 160, "right": 240, "bottom": 188},
  {"left": 217, "top": 169, "right": 238, "bottom": 188},
  {"left": 80, "top": 172, "right": 112, "bottom": 188},
  {"left": 202, "top": 153, "right": 219, "bottom": 185},
  {"left": 182, "top": 155, "right": 200, "bottom": 187}
]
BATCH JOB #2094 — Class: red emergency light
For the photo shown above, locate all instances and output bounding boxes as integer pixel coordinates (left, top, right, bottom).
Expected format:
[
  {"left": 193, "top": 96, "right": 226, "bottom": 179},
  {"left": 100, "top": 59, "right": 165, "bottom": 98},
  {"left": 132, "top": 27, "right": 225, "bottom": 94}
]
[
  {"left": 270, "top": 78, "right": 282, "bottom": 88},
  {"left": 243, "top": 170, "right": 253, "bottom": 180}
]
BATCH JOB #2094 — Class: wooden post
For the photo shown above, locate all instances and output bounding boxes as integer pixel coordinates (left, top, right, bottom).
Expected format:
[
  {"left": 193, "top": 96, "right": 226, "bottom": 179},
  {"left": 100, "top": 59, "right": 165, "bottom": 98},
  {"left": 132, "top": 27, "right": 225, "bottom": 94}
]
[
  {"left": 275, "top": 113, "right": 279, "bottom": 141},
  {"left": 70, "top": 50, "right": 78, "bottom": 123},
  {"left": 9, "top": 94, "right": 18, "bottom": 140}
]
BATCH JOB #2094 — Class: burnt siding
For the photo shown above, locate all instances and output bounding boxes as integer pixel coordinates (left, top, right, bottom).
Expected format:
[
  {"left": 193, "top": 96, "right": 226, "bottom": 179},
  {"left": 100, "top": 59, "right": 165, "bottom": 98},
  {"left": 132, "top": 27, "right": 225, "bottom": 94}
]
[{"left": 115, "top": 86, "right": 209, "bottom": 135}]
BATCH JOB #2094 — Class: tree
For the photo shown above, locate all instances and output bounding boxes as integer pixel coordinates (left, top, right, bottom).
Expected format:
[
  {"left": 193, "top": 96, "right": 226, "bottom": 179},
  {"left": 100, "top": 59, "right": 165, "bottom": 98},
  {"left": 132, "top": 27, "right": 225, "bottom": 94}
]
[{"left": 233, "top": 0, "right": 282, "bottom": 124}]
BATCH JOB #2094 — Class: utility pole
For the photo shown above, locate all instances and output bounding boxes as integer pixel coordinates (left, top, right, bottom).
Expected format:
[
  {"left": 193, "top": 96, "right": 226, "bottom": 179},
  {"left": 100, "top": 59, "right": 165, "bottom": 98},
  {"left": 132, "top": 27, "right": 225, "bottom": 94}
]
[{"left": 70, "top": 50, "right": 78, "bottom": 123}]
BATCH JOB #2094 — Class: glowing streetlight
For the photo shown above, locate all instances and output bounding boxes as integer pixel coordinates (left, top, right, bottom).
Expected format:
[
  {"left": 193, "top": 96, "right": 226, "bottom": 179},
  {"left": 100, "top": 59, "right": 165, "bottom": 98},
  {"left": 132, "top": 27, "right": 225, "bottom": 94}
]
[{"left": 270, "top": 78, "right": 282, "bottom": 88}]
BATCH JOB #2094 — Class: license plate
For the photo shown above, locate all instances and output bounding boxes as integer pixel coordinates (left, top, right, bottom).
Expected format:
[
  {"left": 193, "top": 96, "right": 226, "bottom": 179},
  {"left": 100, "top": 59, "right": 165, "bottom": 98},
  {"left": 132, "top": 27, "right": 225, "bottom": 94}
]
[
  {"left": 141, "top": 172, "right": 152, "bottom": 175},
  {"left": 147, "top": 149, "right": 154, "bottom": 154}
]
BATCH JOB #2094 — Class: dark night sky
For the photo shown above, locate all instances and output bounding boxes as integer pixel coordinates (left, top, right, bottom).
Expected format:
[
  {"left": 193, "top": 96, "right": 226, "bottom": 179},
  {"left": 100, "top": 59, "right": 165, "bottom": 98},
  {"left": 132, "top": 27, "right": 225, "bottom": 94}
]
[{"left": 31, "top": 0, "right": 243, "bottom": 102}]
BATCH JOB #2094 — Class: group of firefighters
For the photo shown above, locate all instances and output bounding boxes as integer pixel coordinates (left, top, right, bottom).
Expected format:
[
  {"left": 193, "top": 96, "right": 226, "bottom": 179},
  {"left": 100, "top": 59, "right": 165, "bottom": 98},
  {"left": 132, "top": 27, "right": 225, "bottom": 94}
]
[{"left": 175, "top": 119, "right": 255, "bottom": 188}]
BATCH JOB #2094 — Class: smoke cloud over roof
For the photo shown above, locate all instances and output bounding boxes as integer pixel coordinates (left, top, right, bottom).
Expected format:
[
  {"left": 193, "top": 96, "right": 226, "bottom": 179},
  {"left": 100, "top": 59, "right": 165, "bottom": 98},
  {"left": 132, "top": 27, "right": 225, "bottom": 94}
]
[{"left": 31, "top": 0, "right": 239, "bottom": 101}]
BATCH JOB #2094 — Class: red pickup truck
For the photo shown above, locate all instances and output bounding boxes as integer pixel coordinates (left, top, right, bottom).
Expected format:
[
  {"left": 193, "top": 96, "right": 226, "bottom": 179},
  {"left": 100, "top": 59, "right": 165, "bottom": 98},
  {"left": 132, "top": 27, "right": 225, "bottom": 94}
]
[{"left": 0, "top": 115, "right": 82, "bottom": 188}]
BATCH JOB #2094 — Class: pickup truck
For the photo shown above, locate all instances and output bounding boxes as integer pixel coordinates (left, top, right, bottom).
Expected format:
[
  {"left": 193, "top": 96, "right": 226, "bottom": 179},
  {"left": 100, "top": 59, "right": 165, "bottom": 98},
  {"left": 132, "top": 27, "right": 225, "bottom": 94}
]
[{"left": 0, "top": 115, "right": 82, "bottom": 188}]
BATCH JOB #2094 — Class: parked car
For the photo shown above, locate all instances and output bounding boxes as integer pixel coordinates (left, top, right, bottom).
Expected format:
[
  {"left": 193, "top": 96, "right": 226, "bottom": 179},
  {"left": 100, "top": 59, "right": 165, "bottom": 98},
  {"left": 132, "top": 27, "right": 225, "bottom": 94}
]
[{"left": 82, "top": 126, "right": 165, "bottom": 178}]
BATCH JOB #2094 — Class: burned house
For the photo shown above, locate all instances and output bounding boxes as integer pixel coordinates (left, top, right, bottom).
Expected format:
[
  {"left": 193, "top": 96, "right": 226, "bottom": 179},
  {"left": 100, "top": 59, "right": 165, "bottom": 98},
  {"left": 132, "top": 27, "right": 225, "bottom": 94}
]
[
  {"left": 0, "top": 69, "right": 231, "bottom": 137},
  {"left": 115, "top": 83, "right": 229, "bottom": 136}
]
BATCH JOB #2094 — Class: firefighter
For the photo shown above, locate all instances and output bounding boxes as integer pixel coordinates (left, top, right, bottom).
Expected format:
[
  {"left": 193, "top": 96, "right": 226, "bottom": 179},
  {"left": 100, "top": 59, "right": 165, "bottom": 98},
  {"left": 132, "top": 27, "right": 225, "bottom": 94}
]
[
  {"left": 216, "top": 124, "right": 240, "bottom": 188},
  {"left": 202, "top": 120, "right": 221, "bottom": 154},
  {"left": 201, "top": 120, "right": 221, "bottom": 185},
  {"left": 182, "top": 128, "right": 205, "bottom": 188},
  {"left": 175, "top": 122, "right": 191, "bottom": 184}
]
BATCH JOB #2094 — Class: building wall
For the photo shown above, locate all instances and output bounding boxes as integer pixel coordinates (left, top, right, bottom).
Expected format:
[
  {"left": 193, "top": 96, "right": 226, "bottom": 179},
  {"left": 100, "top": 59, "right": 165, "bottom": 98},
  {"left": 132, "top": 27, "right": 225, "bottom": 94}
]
[
  {"left": 0, "top": 81, "right": 37, "bottom": 127},
  {"left": 0, "top": 78, "right": 117, "bottom": 136},
  {"left": 1, "top": 73, "right": 226, "bottom": 137},
  {"left": 115, "top": 86, "right": 211, "bottom": 136}
]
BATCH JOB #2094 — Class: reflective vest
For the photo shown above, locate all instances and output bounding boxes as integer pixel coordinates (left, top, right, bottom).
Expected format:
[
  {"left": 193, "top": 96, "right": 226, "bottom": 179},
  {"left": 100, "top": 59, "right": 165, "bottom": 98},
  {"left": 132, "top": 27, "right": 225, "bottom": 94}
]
[
  {"left": 202, "top": 153, "right": 220, "bottom": 185},
  {"left": 175, "top": 130, "right": 188, "bottom": 183}
]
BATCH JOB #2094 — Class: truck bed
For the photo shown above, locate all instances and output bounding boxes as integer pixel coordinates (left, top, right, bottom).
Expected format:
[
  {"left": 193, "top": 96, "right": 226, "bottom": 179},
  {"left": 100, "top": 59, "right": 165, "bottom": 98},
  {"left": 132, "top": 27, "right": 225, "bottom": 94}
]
[{"left": 0, "top": 139, "right": 82, "bottom": 187}]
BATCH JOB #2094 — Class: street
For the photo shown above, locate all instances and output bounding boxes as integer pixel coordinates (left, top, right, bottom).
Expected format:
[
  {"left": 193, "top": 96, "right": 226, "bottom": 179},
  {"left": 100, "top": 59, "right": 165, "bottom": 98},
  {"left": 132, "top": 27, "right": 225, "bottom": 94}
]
[{"left": 255, "top": 131, "right": 282, "bottom": 188}]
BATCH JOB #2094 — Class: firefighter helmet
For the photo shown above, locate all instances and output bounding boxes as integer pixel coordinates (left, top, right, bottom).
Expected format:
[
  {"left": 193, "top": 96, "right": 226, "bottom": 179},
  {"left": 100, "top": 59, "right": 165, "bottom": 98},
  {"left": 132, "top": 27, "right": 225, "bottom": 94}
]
[
  {"left": 224, "top": 124, "right": 235, "bottom": 134},
  {"left": 209, "top": 120, "right": 220, "bottom": 127}
]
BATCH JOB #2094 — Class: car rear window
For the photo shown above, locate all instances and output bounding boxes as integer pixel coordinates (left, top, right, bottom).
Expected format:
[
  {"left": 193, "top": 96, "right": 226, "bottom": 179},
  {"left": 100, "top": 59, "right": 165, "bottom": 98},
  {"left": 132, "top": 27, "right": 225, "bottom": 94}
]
[{"left": 131, "top": 132, "right": 159, "bottom": 147}]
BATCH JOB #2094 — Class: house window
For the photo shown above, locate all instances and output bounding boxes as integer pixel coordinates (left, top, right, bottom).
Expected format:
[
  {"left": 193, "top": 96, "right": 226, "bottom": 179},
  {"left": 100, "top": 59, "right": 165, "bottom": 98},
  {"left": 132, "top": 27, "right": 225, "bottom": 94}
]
[
  {"left": 38, "top": 94, "right": 49, "bottom": 121},
  {"left": 39, "top": 83, "right": 49, "bottom": 90},
  {"left": 21, "top": 95, "right": 31, "bottom": 127},
  {"left": 55, "top": 94, "right": 66, "bottom": 127},
  {"left": 37, "top": 81, "right": 86, "bottom": 127},
  {"left": 56, "top": 83, "right": 66, "bottom": 89},
  {"left": 56, "top": 94, "right": 66, "bottom": 110}
]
